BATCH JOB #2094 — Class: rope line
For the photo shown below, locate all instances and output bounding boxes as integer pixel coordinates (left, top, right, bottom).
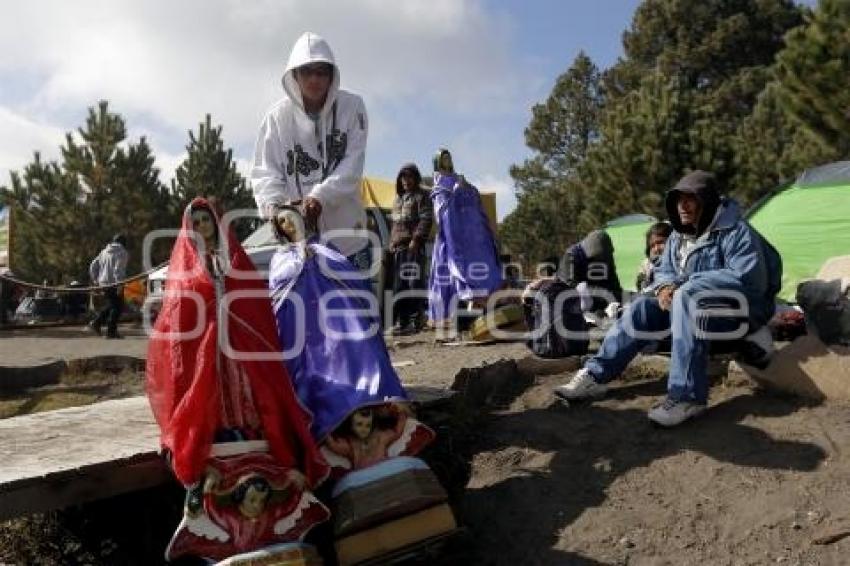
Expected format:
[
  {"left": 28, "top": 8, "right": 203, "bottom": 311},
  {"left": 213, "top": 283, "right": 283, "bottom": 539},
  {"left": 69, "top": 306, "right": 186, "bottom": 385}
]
[{"left": 0, "top": 263, "right": 168, "bottom": 294}]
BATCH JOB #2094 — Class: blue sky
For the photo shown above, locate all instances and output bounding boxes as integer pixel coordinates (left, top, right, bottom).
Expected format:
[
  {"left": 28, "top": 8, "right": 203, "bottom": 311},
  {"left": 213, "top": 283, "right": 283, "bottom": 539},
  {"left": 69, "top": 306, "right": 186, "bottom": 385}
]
[{"left": 0, "top": 0, "right": 815, "bottom": 220}]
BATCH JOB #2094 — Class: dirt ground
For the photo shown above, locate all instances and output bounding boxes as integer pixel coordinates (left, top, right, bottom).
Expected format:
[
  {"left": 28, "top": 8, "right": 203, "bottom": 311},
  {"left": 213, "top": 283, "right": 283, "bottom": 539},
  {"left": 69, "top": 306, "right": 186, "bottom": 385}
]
[
  {"left": 393, "top": 332, "right": 850, "bottom": 566},
  {"left": 2, "top": 328, "right": 850, "bottom": 565}
]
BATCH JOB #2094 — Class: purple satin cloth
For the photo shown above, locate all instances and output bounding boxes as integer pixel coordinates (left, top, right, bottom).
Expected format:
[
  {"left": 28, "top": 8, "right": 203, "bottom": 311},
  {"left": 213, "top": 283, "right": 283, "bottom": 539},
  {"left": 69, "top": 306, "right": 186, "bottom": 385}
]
[
  {"left": 269, "top": 240, "right": 408, "bottom": 442},
  {"left": 428, "top": 173, "right": 503, "bottom": 321}
]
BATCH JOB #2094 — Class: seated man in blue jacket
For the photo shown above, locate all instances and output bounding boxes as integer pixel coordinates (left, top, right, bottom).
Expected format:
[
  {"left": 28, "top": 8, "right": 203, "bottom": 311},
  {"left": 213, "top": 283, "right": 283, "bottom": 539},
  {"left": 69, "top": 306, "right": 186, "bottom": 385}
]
[{"left": 555, "top": 170, "right": 781, "bottom": 427}]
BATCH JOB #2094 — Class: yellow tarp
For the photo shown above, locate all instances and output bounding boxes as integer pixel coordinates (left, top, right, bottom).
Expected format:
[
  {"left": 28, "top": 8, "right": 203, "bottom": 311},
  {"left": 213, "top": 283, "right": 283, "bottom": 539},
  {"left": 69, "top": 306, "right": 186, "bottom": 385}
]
[{"left": 359, "top": 177, "right": 498, "bottom": 234}]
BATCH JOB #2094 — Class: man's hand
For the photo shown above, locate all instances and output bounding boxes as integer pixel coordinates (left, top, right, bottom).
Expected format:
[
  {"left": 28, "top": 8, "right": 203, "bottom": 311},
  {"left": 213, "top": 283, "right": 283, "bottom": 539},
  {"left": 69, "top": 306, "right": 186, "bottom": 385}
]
[
  {"left": 657, "top": 285, "right": 676, "bottom": 311},
  {"left": 408, "top": 239, "right": 421, "bottom": 254},
  {"left": 304, "top": 197, "right": 322, "bottom": 223}
]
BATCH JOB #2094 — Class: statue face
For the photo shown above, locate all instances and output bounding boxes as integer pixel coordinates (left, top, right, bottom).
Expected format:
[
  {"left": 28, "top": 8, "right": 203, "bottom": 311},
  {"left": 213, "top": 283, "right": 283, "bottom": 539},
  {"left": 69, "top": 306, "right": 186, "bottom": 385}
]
[
  {"left": 239, "top": 483, "right": 270, "bottom": 519},
  {"left": 191, "top": 209, "right": 216, "bottom": 245},
  {"left": 439, "top": 152, "right": 453, "bottom": 172},
  {"left": 352, "top": 410, "right": 373, "bottom": 440},
  {"left": 275, "top": 208, "right": 305, "bottom": 242}
]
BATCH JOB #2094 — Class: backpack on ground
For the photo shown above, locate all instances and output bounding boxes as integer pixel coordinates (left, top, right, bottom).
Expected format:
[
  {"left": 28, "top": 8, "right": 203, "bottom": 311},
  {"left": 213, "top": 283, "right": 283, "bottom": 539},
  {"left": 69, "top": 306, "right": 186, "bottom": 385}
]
[{"left": 523, "top": 279, "right": 589, "bottom": 359}]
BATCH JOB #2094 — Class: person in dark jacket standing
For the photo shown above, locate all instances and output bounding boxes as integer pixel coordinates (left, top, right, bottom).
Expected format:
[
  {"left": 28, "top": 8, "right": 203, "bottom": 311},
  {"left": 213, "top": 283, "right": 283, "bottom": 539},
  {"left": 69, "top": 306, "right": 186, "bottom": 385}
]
[
  {"left": 555, "top": 171, "right": 781, "bottom": 427},
  {"left": 388, "top": 163, "right": 433, "bottom": 335},
  {"left": 88, "top": 234, "right": 129, "bottom": 339}
]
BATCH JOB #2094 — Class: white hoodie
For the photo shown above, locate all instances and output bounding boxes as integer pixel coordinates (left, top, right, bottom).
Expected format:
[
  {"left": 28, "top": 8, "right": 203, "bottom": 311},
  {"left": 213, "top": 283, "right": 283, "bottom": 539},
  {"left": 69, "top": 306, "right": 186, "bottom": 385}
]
[
  {"left": 89, "top": 242, "right": 128, "bottom": 286},
  {"left": 251, "top": 32, "right": 368, "bottom": 257}
]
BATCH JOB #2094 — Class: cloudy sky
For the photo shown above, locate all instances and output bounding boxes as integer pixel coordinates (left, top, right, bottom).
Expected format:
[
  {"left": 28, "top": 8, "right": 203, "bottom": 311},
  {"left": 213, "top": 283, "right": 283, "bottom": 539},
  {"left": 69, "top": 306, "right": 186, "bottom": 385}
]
[{"left": 0, "top": 0, "right": 812, "bottom": 220}]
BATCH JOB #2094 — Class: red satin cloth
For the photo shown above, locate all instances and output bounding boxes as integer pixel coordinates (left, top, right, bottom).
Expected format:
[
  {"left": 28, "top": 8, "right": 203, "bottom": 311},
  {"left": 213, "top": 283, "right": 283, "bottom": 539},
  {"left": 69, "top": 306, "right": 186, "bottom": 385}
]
[{"left": 145, "top": 198, "right": 328, "bottom": 486}]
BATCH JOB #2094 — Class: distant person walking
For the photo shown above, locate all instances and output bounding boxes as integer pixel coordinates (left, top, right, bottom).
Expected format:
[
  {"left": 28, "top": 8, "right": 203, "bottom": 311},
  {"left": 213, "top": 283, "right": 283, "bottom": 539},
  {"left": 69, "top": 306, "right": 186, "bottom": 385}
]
[{"left": 88, "top": 234, "right": 128, "bottom": 339}]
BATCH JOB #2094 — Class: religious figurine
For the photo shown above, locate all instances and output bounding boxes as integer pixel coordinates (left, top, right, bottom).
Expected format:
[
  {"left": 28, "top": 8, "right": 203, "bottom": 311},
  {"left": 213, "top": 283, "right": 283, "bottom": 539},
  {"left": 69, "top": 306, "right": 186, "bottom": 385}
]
[
  {"left": 146, "top": 198, "right": 330, "bottom": 562},
  {"left": 428, "top": 148, "right": 503, "bottom": 325},
  {"left": 268, "top": 205, "right": 434, "bottom": 478},
  {"left": 322, "top": 404, "right": 429, "bottom": 472}
]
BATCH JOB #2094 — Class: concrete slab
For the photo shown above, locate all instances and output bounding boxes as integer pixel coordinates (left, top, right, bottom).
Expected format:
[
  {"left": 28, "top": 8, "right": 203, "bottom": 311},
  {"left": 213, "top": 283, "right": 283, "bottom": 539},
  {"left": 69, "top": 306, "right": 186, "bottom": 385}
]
[{"left": 0, "top": 396, "right": 168, "bottom": 521}]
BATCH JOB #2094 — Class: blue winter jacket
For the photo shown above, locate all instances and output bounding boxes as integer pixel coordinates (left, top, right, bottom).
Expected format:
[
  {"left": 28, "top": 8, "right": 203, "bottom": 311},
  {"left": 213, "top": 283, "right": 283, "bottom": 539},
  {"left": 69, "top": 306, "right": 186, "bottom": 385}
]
[{"left": 651, "top": 198, "right": 781, "bottom": 326}]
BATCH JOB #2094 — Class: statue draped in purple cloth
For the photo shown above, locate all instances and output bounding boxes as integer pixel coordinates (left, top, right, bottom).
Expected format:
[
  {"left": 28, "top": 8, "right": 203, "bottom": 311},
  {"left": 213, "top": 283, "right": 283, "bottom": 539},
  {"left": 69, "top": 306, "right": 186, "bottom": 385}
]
[
  {"left": 428, "top": 148, "right": 503, "bottom": 324},
  {"left": 268, "top": 207, "right": 434, "bottom": 478}
]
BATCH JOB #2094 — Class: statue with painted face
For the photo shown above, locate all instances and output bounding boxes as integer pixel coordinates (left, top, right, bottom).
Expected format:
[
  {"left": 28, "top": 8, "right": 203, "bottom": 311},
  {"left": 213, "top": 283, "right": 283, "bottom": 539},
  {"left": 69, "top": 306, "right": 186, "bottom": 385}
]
[
  {"left": 428, "top": 148, "right": 503, "bottom": 325},
  {"left": 146, "top": 198, "right": 330, "bottom": 563},
  {"left": 268, "top": 205, "right": 435, "bottom": 479}
]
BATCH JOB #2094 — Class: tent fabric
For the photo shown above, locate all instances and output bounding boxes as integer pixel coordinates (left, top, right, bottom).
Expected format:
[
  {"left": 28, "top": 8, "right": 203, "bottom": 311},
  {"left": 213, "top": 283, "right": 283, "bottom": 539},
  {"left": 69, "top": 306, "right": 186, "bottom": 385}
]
[
  {"left": 796, "top": 161, "right": 850, "bottom": 187},
  {"left": 604, "top": 215, "right": 657, "bottom": 292},
  {"left": 748, "top": 183, "right": 850, "bottom": 302}
]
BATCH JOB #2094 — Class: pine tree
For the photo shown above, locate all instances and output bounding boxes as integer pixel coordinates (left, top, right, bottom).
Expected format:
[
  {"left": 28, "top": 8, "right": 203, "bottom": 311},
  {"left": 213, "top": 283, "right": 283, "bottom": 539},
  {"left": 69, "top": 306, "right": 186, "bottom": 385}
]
[
  {"left": 501, "top": 52, "right": 604, "bottom": 264},
  {"left": 579, "top": 72, "right": 693, "bottom": 230},
  {"left": 732, "top": 82, "right": 837, "bottom": 204},
  {"left": 2, "top": 153, "right": 80, "bottom": 282},
  {"left": 580, "top": 0, "right": 804, "bottom": 226},
  {"left": 510, "top": 52, "right": 603, "bottom": 196},
  {"left": 607, "top": 0, "right": 803, "bottom": 101},
  {"left": 1, "top": 101, "right": 173, "bottom": 283},
  {"left": 773, "top": 0, "right": 850, "bottom": 158},
  {"left": 171, "top": 114, "right": 255, "bottom": 238}
]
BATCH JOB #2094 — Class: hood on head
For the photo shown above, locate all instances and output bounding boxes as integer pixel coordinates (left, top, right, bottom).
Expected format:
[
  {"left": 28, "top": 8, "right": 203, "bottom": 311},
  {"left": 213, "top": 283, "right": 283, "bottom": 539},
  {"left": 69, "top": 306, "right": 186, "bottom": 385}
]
[
  {"left": 282, "top": 32, "right": 340, "bottom": 114},
  {"left": 579, "top": 230, "right": 614, "bottom": 261},
  {"left": 395, "top": 163, "right": 422, "bottom": 195},
  {"left": 665, "top": 170, "right": 721, "bottom": 236}
]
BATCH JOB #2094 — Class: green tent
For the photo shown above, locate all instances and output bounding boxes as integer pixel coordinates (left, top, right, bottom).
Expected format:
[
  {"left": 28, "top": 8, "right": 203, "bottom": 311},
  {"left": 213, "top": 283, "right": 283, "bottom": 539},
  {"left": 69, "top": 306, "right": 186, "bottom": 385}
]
[
  {"left": 747, "top": 161, "right": 850, "bottom": 302},
  {"left": 605, "top": 213, "right": 658, "bottom": 292}
]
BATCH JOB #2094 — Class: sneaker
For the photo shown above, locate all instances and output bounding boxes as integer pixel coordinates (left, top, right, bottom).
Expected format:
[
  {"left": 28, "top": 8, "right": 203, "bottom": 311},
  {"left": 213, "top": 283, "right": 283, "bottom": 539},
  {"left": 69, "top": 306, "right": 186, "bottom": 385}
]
[
  {"left": 647, "top": 398, "right": 706, "bottom": 427},
  {"left": 86, "top": 322, "right": 102, "bottom": 336},
  {"left": 554, "top": 368, "right": 608, "bottom": 401},
  {"left": 105, "top": 333, "right": 124, "bottom": 340}
]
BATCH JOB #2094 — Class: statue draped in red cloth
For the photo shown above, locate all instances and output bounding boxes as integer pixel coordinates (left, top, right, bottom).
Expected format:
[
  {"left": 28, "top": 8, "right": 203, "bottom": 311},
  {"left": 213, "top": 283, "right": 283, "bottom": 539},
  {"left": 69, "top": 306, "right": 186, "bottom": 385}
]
[{"left": 145, "top": 198, "right": 330, "bottom": 562}]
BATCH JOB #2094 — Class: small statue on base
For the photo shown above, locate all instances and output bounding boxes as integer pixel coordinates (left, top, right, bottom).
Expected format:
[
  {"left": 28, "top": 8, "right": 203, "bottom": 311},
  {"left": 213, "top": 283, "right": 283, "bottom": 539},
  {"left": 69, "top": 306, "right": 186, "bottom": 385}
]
[{"left": 322, "top": 404, "right": 433, "bottom": 474}]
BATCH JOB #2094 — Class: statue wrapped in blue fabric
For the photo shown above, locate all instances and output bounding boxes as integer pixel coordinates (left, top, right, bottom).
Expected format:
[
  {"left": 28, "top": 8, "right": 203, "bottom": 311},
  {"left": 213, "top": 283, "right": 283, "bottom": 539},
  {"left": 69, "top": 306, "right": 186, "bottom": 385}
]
[
  {"left": 268, "top": 206, "right": 434, "bottom": 479},
  {"left": 428, "top": 148, "right": 503, "bottom": 326}
]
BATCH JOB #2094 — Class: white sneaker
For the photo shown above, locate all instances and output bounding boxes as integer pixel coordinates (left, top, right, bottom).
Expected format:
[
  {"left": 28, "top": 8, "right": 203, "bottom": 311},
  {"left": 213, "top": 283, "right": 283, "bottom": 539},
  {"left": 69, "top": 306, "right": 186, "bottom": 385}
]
[
  {"left": 647, "top": 398, "right": 706, "bottom": 427},
  {"left": 554, "top": 368, "right": 608, "bottom": 401}
]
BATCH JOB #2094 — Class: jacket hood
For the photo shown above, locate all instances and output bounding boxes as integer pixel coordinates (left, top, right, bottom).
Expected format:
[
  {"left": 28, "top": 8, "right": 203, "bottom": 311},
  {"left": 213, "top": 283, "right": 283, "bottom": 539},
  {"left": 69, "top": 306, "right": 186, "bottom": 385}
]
[
  {"left": 579, "top": 230, "right": 614, "bottom": 261},
  {"left": 665, "top": 170, "right": 722, "bottom": 236},
  {"left": 282, "top": 32, "right": 340, "bottom": 115},
  {"left": 395, "top": 163, "right": 422, "bottom": 195}
]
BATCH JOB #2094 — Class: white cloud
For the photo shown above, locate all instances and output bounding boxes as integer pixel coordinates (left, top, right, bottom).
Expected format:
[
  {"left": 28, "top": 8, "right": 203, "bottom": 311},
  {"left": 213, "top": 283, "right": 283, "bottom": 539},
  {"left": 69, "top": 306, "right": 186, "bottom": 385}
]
[
  {"left": 0, "top": 0, "right": 540, "bottom": 215},
  {"left": 0, "top": 0, "right": 528, "bottom": 138},
  {"left": 0, "top": 106, "right": 66, "bottom": 186}
]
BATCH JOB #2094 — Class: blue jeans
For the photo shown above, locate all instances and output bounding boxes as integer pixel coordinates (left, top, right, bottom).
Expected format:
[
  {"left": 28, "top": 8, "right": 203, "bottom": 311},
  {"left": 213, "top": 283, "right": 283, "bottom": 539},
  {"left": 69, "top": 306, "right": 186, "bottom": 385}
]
[{"left": 585, "top": 287, "right": 746, "bottom": 404}]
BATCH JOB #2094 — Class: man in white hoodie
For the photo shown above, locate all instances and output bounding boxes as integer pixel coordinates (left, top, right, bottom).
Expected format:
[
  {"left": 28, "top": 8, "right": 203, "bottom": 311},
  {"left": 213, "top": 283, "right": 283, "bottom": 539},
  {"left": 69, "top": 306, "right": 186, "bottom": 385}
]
[
  {"left": 88, "top": 234, "right": 128, "bottom": 339},
  {"left": 252, "top": 32, "right": 370, "bottom": 270}
]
